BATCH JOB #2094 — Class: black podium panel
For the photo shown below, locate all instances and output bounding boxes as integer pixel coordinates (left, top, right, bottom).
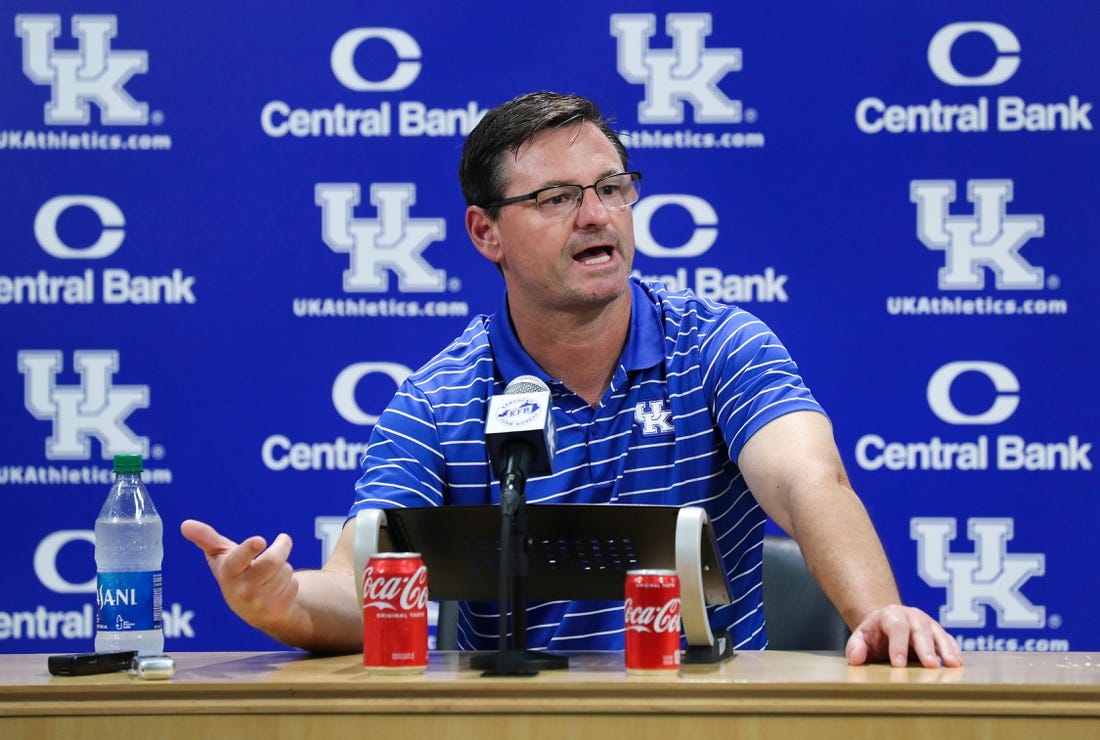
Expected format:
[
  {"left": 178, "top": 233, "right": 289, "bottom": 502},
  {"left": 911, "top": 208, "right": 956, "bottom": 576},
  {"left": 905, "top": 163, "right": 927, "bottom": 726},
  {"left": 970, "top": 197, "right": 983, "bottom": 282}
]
[{"left": 380, "top": 504, "right": 731, "bottom": 603}]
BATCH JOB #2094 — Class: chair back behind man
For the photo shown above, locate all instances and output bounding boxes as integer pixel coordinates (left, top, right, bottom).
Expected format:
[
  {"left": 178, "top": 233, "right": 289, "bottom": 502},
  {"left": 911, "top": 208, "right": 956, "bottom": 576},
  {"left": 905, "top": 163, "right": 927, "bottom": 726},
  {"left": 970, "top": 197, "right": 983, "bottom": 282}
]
[{"left": 762, "top": 534, "right": 850, "bottom": 651}]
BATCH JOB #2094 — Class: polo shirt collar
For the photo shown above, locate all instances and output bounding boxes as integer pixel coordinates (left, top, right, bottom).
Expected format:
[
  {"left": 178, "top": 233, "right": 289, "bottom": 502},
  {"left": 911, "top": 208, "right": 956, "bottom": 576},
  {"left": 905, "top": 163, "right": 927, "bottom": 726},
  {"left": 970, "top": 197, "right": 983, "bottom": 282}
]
[{"left": 488, "top": 278, "right": 664, "bottom": 386}]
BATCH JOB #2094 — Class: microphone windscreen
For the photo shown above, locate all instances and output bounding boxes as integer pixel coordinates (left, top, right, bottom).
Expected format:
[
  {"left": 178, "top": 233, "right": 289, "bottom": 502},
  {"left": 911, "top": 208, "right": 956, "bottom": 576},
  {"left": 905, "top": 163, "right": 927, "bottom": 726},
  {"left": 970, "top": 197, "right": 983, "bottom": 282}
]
[
  {"left": 485, "top": 375, "right": 556, "bottom": 478},
  {"left": 504, "top": 375, "right": 548, "bottom": 395}
]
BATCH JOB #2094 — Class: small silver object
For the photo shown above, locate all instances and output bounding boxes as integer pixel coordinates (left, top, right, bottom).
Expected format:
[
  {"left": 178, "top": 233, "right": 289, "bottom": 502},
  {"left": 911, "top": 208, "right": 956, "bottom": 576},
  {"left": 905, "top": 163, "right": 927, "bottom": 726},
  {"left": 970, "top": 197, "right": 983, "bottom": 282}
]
[{"left": 132, "top": 654, "right": 176, "bottom": 680}]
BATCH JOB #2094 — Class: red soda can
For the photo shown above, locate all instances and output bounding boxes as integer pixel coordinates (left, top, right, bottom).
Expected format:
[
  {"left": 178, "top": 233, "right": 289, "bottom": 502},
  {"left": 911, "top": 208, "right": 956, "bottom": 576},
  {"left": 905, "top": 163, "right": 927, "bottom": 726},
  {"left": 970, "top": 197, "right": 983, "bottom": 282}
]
[
  {"left": 624, "top": 569, "right": 682, "bottom": 673},
  {"left": 362, "top": 552, "right": 429, "bottom": 673}
]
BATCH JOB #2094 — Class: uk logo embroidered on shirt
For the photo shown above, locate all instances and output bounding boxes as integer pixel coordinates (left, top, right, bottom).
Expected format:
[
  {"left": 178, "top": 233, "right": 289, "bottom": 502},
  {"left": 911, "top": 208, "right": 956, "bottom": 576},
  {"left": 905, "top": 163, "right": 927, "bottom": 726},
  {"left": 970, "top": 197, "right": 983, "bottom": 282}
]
[{"left": 634, "top": 399, "right": 674, "bottom": 436}]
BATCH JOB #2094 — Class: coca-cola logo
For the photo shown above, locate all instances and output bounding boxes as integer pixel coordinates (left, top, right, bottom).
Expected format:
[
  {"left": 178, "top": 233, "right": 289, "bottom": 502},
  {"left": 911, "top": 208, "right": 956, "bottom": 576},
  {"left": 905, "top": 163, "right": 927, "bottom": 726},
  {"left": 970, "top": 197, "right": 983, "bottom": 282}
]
[
  {"left": 624, "top": 597, "right": 681, "bottom": 634},
  {"left": 362, "top": 564, "right": 429, "bottom": 612}
]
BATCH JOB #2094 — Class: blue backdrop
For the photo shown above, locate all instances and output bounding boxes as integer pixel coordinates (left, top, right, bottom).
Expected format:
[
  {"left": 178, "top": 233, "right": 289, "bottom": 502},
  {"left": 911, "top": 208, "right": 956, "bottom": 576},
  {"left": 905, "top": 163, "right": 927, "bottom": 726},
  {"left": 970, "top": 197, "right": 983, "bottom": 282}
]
[{"left": 2, "top": 1, "right": 1096, "bottom": 654}]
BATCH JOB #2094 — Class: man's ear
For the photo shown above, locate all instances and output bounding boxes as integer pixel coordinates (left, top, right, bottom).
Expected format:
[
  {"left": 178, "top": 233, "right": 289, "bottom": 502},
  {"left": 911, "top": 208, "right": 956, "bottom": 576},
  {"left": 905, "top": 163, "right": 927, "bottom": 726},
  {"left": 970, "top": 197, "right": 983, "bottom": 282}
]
[{"left": 466, "top": 206, "right": 503, "bottom": 264}]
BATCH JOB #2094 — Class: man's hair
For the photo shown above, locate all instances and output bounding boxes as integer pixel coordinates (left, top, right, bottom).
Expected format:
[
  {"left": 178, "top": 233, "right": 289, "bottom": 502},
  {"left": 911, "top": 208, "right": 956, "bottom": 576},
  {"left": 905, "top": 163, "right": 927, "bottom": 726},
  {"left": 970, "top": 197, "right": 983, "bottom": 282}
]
[{"left": 459, "top": 91, "right": 629, "bottom": 219}]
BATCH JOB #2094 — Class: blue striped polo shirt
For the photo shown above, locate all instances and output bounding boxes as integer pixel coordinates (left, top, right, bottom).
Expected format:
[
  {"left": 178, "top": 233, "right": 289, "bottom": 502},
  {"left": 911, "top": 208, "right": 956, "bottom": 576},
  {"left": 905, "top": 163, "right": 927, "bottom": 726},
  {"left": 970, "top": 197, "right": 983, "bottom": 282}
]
[{"left": 351, "top": 277, "right": 824, "bottom": 651}]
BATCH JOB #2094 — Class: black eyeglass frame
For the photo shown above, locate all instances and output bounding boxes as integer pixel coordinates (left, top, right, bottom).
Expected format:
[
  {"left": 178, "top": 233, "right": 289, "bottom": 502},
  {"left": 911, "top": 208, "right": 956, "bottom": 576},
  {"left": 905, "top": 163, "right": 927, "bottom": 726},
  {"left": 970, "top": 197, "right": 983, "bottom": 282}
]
[{"left": 480, "top": 171, "right": 643, "bottom": 212}]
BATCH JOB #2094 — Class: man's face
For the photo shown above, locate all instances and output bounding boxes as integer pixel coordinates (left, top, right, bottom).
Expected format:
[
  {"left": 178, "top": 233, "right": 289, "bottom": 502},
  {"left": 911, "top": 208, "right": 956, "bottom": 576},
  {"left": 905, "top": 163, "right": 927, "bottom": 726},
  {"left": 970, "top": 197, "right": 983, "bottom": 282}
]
[{"left": 486, "top": 122, "right": 636, "bottom": 313}]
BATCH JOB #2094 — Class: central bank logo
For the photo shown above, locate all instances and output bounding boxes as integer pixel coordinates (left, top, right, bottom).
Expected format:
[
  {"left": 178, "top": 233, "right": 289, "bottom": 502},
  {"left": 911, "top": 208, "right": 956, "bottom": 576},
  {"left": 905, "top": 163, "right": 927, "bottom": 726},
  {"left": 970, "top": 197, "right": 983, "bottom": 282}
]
[
  {"left": 18, "top": 350, "right": 150, "bottom": 460},
  {"left": 633, "top": 194, "right": 718, "bottom": 258},
  {"left": 630, "top": 192, "right": 790, "bottom": 302},
  {"left": 611, "top": 13, "right": 742, "bottom": 124},
  {"left": 855, "top": 360, "right": 1092, "bottom": 472},
  {"left": 35, "top": 195, "right": 126, "bottom": 258},
  {"left": 331, "top": 362, "right": 411, "bottom": 425},
  {"left": 856, "top": 21, "right": 1092, "bottom": 134},
  {"left": 15, "top": 14, "right": 149, "bottom": 125},
  {"left": 261, "top": 27, "right": 484, "bottom": 139},
  {"left": 261, "top": 362, "right": 409, "bottom": 472},
  {"left": 912, "top": 517, "right": 1046, "bottom": 628},
  {"left": 927, "top": 361, "right": 1019, "bottom": 425},
  {"left": 911, "top": 179, "right": 1045, "bottom": 290},
  {"left": 331, "top": 28, "right": 421, "bottom": 91},
  {"left": 927, "top": 22, "right": 1020, "bottom": 87},
  {"left": 315, "top": 183, "right": 446, "bottom": 292}
]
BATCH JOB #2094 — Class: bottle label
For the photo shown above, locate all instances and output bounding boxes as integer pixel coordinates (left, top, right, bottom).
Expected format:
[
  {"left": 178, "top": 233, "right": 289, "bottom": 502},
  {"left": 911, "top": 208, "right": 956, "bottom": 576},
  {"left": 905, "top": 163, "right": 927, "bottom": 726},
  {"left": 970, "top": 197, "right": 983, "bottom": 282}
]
[{"left": 96, "top": 571, "right": 163, "bottom": 632}]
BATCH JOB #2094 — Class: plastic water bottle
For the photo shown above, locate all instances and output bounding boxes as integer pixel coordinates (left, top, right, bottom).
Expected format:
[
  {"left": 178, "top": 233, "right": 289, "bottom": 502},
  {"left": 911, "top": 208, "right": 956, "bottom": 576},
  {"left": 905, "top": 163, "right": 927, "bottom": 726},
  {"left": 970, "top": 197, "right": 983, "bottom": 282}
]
[{"left": 95, "top": 453, "right": 164, "bottom": 655}]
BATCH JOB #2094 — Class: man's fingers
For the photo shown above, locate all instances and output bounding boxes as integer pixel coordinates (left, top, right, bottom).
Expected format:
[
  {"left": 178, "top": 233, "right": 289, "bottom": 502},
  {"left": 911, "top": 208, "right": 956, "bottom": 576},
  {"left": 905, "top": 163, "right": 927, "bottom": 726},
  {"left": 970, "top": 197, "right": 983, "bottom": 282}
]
[
  {"left": 220, "top": 535, "right": 268, "bottom": 577},
  {"left": 907, "top": 615, "right": 940, "bottom": 668},
  {"left": 845, "top": 630, "right": 869, "bottom": 666},
  {"left": 932, "top": 622, "right": 964, "bottom": 667},
  {"left": 846, "top": 606, "right": 966, "bottom": 668},
  {"left": 266, "top": 533, "right": 294, "bottom": 566},
  {"left": 886, "top": 609, "right": 912, "bottom": 667},
  {"left": 244, "top": 533, "right": 295, "bottom": 584},
  {"left": 903, "top": 608, "right": 963, "bottom": 668},
  {"left": 181, "top": 521, "right": 302, "bottom": 632},
  {"left": 180, "top": 519, "right": 238, "bottom": 556},
  {"left": 183, "top": 517, "right": 296, "bottom": 584}
]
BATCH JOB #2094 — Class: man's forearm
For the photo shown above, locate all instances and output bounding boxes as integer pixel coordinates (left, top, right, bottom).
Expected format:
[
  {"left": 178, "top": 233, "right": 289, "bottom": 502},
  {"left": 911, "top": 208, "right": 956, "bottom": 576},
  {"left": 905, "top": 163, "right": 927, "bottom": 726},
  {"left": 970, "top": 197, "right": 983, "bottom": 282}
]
[{"left": 789, "top": 485, "right": 901, "bottom": 629}]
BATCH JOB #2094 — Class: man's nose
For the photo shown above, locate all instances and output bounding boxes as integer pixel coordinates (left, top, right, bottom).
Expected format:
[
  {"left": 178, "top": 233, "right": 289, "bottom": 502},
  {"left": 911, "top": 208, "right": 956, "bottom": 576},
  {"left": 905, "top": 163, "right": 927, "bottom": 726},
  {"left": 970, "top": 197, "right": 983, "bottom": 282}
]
[{"left": 575, "top": 186, "right": 610, "bottom": 226}]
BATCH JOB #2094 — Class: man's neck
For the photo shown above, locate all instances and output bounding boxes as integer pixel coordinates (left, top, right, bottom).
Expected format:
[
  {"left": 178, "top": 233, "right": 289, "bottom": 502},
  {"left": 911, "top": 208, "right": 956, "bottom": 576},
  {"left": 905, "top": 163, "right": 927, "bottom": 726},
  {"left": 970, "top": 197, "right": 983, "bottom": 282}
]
[{"left": 509, "top": 293, "right": 631, "bottom": 407}]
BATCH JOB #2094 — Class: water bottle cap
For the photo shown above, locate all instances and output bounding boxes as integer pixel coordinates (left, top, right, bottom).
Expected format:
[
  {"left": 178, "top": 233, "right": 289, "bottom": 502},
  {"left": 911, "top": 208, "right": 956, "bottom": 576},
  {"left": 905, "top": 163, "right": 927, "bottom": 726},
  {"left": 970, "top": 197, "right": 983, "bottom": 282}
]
[{"left": 113, "top": 453, "right": 144, "bottom": 473}]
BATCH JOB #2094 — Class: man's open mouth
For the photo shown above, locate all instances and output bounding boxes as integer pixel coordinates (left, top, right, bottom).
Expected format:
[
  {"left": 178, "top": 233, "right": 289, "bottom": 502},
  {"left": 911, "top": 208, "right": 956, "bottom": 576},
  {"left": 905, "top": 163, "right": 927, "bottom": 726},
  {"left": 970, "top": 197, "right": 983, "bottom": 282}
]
[{"left": 575, "top": 246, "right": 613, "bottom": 265}]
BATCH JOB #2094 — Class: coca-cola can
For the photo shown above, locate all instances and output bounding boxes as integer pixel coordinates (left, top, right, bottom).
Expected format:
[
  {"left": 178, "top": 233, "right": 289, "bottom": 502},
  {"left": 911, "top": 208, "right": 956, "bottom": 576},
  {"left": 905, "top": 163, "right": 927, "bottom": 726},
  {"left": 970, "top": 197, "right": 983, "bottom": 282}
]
[
  {"left": 624, "top": 569, "right": 682, "bottom": 673},
  {"left": 362, "top": 552, "right": 429, "bottom": 673}
]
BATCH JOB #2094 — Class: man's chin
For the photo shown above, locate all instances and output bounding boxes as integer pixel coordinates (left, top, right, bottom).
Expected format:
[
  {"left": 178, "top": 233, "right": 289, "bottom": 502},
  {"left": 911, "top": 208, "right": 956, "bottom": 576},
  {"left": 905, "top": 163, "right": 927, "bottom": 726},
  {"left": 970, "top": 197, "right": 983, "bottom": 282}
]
[{"left": 573, "top": 274, "right": 631, "bottom": 304}]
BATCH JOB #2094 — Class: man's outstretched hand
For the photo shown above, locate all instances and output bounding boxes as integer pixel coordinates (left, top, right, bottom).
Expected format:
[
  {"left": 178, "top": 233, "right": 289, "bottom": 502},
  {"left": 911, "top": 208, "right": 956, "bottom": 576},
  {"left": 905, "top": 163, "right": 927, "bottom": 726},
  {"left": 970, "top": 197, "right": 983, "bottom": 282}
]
[{"left": 180, "top": 519, "right": 302, "bottom": 636}]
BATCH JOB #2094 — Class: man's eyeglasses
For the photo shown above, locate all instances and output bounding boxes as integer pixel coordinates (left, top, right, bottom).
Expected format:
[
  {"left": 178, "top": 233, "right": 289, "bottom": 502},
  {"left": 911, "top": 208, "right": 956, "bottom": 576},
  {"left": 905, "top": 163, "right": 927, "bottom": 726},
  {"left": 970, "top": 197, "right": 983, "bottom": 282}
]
[{"left": 482, "top": 171, "right": 642, "bottom": 219}]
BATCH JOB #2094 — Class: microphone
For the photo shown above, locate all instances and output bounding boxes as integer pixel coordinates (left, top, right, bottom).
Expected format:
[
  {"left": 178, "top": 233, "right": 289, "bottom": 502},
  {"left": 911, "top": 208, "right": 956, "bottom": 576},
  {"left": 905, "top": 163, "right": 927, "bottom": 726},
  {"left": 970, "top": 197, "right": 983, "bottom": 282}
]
[{"left": 485, "top": 375, "right": 556, "bottom": 488}]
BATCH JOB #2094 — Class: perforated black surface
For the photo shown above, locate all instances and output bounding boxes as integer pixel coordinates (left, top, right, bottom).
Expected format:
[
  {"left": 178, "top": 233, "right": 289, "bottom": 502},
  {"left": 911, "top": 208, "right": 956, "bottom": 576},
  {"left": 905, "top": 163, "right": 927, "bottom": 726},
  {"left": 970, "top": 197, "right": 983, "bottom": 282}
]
[{"left": 381, "top": 504, "right": 731, "bottom": 603}]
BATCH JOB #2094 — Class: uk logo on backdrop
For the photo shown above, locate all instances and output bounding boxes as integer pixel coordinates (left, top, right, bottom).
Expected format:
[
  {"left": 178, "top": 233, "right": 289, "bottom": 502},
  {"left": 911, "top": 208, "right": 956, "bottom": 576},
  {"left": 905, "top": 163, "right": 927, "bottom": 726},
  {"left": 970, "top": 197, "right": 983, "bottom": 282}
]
[
  {"left": 885, "top": 179, "right": 1067, "bottom": 317},
  {"left": 5, "top": 348, "right": 171, "bottom": 487},
  {"left": 16, "top": 14, "right": 148, "bottom": 125},
  {"left": 912, "top": 179, "right": 1045, "bottom": 291},
  {"left": 17, "top": 349, "right": 150, "bottom": 461},
  {"left": 316, "top": 183, "right": 446, "bottom": 293},
  {"left": 911, "top": 517, "right": 1046, "bottom": 629},
  {"left": 611, "top": 12, "right": 742, "bottom": 124},
  {"left": 292, "top": 183, "right": 468, "bottom": 319},
  {"left": 5, "top": 14, "right": 172, "bottom": 151},
  {"left": 609, "top": 12, "right": 765, "bottom": 150}
]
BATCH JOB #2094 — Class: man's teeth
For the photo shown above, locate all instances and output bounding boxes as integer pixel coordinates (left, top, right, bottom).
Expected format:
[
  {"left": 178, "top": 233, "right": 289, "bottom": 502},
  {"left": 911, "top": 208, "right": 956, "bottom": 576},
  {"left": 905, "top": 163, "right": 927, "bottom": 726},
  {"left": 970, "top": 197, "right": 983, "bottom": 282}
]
[{"left": 580, "top": 249, "right": 611, "bottom": 265}]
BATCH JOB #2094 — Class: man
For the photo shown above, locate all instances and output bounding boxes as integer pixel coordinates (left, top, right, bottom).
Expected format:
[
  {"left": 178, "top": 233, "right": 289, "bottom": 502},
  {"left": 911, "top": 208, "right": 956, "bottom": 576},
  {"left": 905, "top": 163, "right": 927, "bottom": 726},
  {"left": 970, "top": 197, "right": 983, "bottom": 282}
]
[{"left": 183, "top": 91, "right": 962, "bottom": 668}]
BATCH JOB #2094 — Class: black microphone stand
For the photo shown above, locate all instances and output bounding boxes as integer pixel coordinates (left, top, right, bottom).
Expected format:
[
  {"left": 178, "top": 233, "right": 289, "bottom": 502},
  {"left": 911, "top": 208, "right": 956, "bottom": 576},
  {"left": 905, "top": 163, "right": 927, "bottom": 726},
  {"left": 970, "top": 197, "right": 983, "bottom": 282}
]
[{"left": 470, "top": 441, "right": 569, "bottom": 676}]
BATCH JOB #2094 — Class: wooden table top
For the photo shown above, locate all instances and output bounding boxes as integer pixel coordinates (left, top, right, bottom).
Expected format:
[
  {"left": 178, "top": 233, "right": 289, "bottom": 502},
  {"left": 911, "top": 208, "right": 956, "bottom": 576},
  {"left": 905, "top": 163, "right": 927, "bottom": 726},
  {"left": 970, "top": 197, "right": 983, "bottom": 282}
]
[{"left": 3, "top": 650, "right": 1099, "bottom": 718}]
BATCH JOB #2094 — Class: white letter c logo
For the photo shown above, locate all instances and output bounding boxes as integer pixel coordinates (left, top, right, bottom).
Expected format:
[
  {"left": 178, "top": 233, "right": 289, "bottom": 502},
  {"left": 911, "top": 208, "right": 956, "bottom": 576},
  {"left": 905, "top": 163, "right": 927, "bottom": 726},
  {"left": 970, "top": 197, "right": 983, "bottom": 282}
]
[
  {"left": 928, "top": 22, "right": 1020, "bottom": 86},
  {"left": 331, "top": 28, "right": 421, "bottom": 92},
  {"left": 332, "top": 362, "right": 412, "bottom": 425},
  {"left": 927, "top": 361, "right": 1020, "bottom": 425},
  {"left": 632, "top": 194, "right": 718, "bottom": 258},
  {"left": 34, "top": 195, "right": 126, "bottom": 259}
]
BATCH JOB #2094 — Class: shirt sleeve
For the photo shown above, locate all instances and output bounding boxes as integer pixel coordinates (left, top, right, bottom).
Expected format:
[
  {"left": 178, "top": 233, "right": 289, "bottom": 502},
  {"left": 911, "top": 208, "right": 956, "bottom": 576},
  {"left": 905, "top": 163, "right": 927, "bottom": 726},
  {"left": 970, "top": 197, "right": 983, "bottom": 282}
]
[
  {"left": 706, "top": 309, "right": 826, "bottom": 462},
  {"left": 349, "top": 380, "right": 446, "bottom": 516}
]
